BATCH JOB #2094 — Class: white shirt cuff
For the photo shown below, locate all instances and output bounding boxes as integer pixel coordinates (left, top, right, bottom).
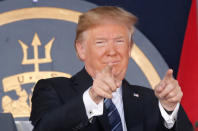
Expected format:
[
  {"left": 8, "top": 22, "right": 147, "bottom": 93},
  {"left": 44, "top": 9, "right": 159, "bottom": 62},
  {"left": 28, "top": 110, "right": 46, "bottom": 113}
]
[
  {"left": 83, "top": 88, "right": 104, "bottom": 119},
  {"left": 159, "top": 101, "right": 180, "bottom": 129}
]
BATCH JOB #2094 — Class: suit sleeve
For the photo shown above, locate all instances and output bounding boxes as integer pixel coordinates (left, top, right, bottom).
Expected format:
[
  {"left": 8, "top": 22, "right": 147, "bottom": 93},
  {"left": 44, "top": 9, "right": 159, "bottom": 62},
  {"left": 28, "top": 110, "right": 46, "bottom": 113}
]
[
  {"left": 141, "top": 86, "right": 193, "bottom": 131},
  {"left": 175, "top": 105, "right": 193, "bottom": 131},
  {"left": 29, "top": 79, "right": 89, "bottom": 131},
  {"left": 156, "top": 98, "right": 193, "bottom": 130},
  {"left": 156, "top": 105, "right": 193, "bottom": 131}
]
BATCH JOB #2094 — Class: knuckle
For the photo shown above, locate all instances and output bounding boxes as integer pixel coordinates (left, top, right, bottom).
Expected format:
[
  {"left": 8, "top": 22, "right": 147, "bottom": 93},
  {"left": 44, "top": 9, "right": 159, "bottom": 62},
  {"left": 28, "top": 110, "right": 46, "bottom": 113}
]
[
  {"left": 102, "top": 94, "right": 107, "bottom": 98},
  {"left": 91, "top": 86, "right": 96, "bottom": 92},
  {"left": 93, "top": 83, "right": 99, "bottom": 90},
  {"left": 93, "top": 88, "right": 100, "bottom": 95},
  {"left": 93, "top": 79, "right": 100, "bottom": 85},
  {"left": 174, "top": 81, "right": 179, "bottom": 88},
  {"left": 179, "top": 92, "right": 183, "bottom": 98},
  {"left": 158, "top": 94, "right": 163, "bottom": 99},
  {"left": 106, "top": 93, "right": 112, "bottom": 98},
  {"left": 104, "top": 94, "right": 108, "bottom": 98},
  {"left": 169, "top": 92, "right": 174, "bottom": 97},
  {"left": 112, "top": 86, "right": 116, "bottom": 91},
  {"left": 170, "top": 97, "right": 176, "bottom": 102}
]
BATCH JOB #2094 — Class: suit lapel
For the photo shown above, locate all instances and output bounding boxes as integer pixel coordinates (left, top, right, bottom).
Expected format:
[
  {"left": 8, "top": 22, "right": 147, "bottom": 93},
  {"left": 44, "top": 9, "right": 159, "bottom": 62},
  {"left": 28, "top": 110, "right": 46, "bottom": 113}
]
[
  {"left": 71, "top": 68, "right": 110, "bottom": 131},
  {"left": 71, "top": 68, "right": 93, "bottom": 94},
  {"left": 122, "top": 80, "right": 144, "bottom": 131}
]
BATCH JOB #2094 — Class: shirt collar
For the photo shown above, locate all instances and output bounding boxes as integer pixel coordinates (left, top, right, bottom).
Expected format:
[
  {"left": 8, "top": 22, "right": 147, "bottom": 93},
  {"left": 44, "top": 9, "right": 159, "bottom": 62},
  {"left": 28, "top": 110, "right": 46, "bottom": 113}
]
[{"left": 112, "top": 86, "right": 122, "bottom": 98}]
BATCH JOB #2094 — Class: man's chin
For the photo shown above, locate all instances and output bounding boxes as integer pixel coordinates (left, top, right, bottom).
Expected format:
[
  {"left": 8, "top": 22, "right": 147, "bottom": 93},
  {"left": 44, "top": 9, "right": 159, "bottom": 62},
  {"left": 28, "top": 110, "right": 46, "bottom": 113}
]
[
  {"left": 113, "top": 72, "right": 124, "bottom": 81},
  {"left": 114, "top": 69, "right": 127, "bottom": 80}
]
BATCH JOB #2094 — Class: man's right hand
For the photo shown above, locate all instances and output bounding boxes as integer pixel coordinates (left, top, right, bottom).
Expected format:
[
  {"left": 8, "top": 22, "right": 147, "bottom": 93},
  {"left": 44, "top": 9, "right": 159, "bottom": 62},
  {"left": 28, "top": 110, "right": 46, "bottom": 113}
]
[{"left": 89, "top": 65, "right": 120, "bottom": 104}]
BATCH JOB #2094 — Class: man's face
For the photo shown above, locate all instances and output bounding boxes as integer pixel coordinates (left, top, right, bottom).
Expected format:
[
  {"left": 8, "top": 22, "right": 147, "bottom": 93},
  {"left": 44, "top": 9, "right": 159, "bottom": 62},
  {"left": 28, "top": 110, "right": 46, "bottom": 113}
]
[{"left": 76, "top": 22, "right": 132, "bottom": 81}]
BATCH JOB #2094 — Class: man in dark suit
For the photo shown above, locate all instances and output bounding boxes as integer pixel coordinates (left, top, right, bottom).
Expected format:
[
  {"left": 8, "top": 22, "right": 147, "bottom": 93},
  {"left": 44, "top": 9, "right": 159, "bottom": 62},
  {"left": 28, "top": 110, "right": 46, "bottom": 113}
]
[{"left": 30, "top": 6, "right": 193, "bottom": 131}]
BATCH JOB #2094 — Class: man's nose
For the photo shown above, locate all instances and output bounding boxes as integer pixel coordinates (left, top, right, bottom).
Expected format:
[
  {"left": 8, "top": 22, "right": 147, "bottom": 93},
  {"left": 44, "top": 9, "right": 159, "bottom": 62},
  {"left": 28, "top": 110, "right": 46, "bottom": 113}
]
[{"left": 107, "top": 42, "right": 116, "bottom": 56}]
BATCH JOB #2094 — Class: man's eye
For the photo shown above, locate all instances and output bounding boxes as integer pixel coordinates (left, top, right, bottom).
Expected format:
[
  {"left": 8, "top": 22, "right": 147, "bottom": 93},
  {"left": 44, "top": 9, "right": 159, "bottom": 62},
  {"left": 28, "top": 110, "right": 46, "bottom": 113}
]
[
  {"left": 95, "top": 41, "right": 106, "bottom": 46},
  {"left": 116, "top": 40, "right": 125, "bottom": 45}
]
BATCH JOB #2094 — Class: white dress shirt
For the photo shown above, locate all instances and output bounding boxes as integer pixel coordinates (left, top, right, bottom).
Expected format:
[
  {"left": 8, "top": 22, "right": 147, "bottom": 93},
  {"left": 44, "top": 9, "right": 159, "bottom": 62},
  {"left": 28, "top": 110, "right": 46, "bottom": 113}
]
[{"left": 83, "top": 87, "right": 179, "bottom": 131}]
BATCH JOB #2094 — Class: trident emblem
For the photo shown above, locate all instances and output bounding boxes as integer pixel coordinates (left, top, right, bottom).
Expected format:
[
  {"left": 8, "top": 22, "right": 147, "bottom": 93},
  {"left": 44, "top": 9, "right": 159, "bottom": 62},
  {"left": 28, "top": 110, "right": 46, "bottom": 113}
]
[
  {"left": 18, "top": 33, "right": 54, "bottom": 72},
  {"left": 2, "top": 33, "right": 71, "bottom": 117}
]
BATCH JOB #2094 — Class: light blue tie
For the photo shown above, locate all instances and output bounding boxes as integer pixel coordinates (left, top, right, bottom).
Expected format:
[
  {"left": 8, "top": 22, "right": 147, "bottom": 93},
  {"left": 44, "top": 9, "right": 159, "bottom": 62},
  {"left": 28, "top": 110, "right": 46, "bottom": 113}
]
[{"left": 104, "top": 99, "right": 123, "bottom": 131}]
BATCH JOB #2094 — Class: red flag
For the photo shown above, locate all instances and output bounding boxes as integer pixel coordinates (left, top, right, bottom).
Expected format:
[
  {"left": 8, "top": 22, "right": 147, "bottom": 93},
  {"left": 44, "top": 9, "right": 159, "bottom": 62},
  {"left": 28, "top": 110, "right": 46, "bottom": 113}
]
[{"left": 177, "top": 0, "right": 198, "bottom": 125}]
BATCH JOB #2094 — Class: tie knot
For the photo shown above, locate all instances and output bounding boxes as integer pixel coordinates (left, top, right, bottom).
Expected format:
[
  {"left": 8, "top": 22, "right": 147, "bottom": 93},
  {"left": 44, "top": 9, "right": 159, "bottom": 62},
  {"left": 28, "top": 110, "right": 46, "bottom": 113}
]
[{"left": 104, "top": 99, "right": 113, "bottom": 109}]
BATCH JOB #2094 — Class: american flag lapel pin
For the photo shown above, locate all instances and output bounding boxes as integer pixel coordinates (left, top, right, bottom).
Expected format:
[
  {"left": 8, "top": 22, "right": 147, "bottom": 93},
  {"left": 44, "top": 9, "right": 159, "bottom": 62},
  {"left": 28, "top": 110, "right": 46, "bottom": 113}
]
[{"left": 133, "top": 93, "right": 139, "bottom": 98}]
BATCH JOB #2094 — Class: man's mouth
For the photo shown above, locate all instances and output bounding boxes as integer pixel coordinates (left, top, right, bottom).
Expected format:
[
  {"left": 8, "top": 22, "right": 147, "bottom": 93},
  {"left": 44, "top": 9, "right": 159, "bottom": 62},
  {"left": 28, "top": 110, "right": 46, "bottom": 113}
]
[{"left": 105, "top": 61, "right": 120, "bottom": 65}]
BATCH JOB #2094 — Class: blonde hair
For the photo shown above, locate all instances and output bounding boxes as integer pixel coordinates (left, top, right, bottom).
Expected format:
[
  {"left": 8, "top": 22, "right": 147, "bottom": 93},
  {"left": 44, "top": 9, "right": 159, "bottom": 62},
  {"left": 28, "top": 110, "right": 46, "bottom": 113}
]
[{"left": 75, "top": 6, "right": 138, "bottom": 43}]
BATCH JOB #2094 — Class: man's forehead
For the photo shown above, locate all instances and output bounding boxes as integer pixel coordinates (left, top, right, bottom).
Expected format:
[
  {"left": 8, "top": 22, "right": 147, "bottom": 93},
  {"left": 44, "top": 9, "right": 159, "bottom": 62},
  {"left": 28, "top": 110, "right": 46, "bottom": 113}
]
[
  {"left": 80, "top": 23, "right": 133, "bottom": 42},
  {"left": 94, "top": 35, "right": 126, "bottom": 40}
]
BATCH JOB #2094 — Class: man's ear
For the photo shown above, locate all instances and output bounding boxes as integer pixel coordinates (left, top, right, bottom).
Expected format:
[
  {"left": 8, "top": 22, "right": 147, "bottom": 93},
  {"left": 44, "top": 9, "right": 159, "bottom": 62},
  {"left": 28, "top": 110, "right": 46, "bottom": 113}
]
[
  {"left": 128, "top": 41, "right": 133, "bottom": 57},
  {"left": 76, "top": 42, "right": 86, "bottom": 61}
]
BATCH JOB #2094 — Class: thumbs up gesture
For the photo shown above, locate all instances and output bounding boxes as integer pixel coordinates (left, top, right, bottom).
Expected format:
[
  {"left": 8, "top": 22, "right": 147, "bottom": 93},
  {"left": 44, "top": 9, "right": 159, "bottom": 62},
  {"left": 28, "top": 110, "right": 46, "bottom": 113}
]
[{"left": 154, "top": 69, "right": 183, "bottom": 111}]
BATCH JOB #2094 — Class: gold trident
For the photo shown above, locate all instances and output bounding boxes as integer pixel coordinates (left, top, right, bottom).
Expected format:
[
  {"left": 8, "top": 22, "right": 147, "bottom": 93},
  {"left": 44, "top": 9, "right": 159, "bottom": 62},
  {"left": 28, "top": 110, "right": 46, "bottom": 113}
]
[
  {"left": 18, "top": 33, "right": 55, "bottom": 72},
  {"left": 2, "top": 33, "right": 71, "bottom": 117}
]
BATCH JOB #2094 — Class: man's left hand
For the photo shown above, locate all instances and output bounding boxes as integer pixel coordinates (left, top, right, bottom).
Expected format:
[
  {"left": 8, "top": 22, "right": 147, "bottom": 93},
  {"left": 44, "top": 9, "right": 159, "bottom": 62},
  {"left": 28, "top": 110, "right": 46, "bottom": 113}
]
[{"left": 154, "top": 69, "right": 183, "bottom": 111}]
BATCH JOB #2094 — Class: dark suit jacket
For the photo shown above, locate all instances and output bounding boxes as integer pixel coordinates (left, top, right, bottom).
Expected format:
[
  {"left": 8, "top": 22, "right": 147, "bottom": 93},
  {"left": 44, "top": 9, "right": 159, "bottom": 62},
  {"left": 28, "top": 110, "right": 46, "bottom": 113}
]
[{"left": 30, "top": 68, "right": 193, "bottom": 131}]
